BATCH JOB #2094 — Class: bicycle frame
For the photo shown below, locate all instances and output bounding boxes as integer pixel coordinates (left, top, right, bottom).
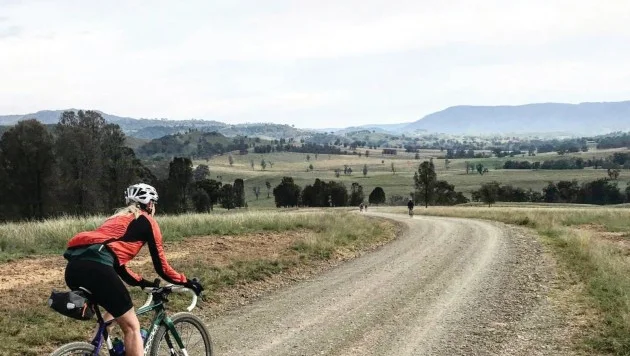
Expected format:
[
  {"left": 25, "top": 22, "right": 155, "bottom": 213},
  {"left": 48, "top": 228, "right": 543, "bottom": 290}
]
[{"left": 87, "top": 289, "right": 189, "bottom": 355}]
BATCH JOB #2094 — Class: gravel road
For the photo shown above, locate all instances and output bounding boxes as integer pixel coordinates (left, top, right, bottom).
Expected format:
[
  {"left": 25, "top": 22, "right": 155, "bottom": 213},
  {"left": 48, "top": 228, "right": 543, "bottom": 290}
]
[{"left": 206, "top": 212, "right": 564, "bottom": 355}]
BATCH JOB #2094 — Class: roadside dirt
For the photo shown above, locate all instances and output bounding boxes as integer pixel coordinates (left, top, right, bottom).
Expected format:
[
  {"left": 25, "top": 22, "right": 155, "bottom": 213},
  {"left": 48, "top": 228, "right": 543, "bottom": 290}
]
[{"left": 0, "top": 230, "right": 334, "bottom": 330}]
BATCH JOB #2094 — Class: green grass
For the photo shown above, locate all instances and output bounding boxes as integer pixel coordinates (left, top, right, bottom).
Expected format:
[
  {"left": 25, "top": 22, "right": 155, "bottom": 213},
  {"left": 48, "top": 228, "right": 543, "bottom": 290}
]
[{"left": 396, "top": 205, "right": 630, "bottom": 355}]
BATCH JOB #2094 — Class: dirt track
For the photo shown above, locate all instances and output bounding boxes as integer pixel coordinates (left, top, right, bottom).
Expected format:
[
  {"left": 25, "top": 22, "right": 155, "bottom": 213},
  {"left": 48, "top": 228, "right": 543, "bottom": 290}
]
[{"left": 206, "top": 212, "right": 571, "bottom": 355}]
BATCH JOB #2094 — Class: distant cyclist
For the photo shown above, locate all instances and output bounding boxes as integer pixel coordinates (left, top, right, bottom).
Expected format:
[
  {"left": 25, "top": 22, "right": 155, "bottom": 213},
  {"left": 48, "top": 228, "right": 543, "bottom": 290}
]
[
  {"left": 62, "top": 183, "right": 204, "bottom": 356},
  {"left": 407, "top": 198, "right": 414, "bottom": 216}
]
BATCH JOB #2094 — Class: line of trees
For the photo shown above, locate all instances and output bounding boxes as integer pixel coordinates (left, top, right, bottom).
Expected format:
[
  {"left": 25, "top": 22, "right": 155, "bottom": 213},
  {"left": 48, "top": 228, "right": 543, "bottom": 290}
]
[
  {"left": 472, "top": 179, "right": 630, "bottom": 206},
  {"left": 596, "top": 133, "right": 630, "bottom": 149},
  {"left": 272, "top": 177, "right": 386, "bottom": 208},
  {"left": 0, "top": 112, "right": 254, "bottom": 221},
  {"left": 0, "top": 113, "right": 156, "bottom": 220},
  {"left": 503, "top": 154, "right": 630, "bottom": 171}
]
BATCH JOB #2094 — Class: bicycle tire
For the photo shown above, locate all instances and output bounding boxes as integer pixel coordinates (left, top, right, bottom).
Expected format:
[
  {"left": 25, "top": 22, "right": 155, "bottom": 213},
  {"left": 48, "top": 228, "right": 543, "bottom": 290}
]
[
  {"left": 49, "top": 341, "right": 108, "bottom": 356},
  {"left": 149, "top": 312, "right": 213, "bottom": 356}
]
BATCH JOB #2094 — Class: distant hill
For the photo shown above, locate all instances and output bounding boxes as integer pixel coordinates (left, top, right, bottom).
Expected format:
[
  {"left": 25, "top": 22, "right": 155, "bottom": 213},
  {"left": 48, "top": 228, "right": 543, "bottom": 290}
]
[
  {"left": 135, "top": 130, "right": 248, "bottom": 159},
  {"left": 315, "top": 122, "right": 413, "bottom": 135},
  {"left": 5, "top": 101, "right": 630, "bottom": 139},
  {"left": 404, "top": 101, "right": 630, "bottom": 135},
  {"left": 0, "top": 110, "right": 312, "bottom": 139}
]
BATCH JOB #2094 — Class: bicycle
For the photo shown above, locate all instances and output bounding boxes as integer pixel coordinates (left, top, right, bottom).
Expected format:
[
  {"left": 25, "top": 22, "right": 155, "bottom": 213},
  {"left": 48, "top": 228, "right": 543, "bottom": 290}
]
[
  {"left": 50, "top": 279, "right": 213, "bottom": 356},
  {"left": 408, "top": 208, "right": 414, "bottom": 217}
]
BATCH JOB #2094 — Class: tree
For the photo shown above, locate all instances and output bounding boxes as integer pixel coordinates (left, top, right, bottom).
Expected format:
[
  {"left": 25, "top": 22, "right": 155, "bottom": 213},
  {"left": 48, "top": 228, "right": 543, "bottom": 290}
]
[
  {"left": 301, "top": 178, "right": 327, "bottom": 207},
  {"left": 0, "top": 120, "right": 55, "bottom": 219},
  {"left": 306, "top": 154, "right": 311, "bottom": 161},
  {"left": 543, "top": 182, "right": 560, "bottom": 203},
  {"left": 608, "top": 168, "right": 621, "bottom": 180},
  {"left": 250, "top": 159, "right": 255, "bottom": 170},
  {"left": 193, "top": 164, "right": 210, "bottom": 182},
  {"left": 391, "top": 162, "right": 396, "bottom": 175},
  {"left": 476, "top": 163, "right": 485, "bottom": 175},
  {"left": 260, "top": 159, "right": 267, "bottom": 170},
  {"left": 349, "top": 182, "right": 365, "bottom": 206},
  {"left": 253, "top": 186, "right": 261, "bottom": 200},
  {"left": 191, "top": 189, "right": 211, "bottom": 212},
  {"left": 479, "top": 182, "right": 500, "bottom": 207},
  {"left": 433, "top": 181, "right": 469, "bottom": 205},
  {"left": 99, "top": 124, "right": 145, "bottom": 212},
  {"left": 365, "top": 150, "right": 369, "bottom": 158},
  {"left": 228, "top": 154, "right": 234, "bottom": 166},
  {"left": 220, "top": 184, "right": 235, "bottom": 209},
  {"left": 368, "top": 187, "right": 386, "bottom": 205},
  {"left": 415, "top": 152, "right": 420, "bottom": 160},
  {"left": 268, "top": 161, "right": 274, "bottom": 168},
  {"left": 265, "top": 181, "right": 271, "bottom": 198},
  {"left": 167, "top": 157, "right": 193, "bottom": 213},
  {"left": 579, "top": 179, "right": 624, "bottom": 205},
  {"left": 55, "top": 110, "right": 108, "bottom": 215},
  {"left": 334, "top": 169, "right": 341, "bottom": 178},
  {"left": 195, "top": 179, "right": 222, "bottom": 210},
  {"left": 328, "top": 181, "right": 348, "bottom": 206},
  {"left": 273, "top": 177, "right": 301, "bottom": 207},
  {"left": 444, "top": 158, "right": 450, "bottom": 170},
  {"left": 362, "top": 164, "right": 368, "bottom": 177},
  {"left": 233, "top": 178, "right": 245, "bottom": 207},
  {"left": 308, "top": 164, "right": 314, "bottom": 171},
  {"left": 414, "top": 160, "right": 437, "bottom": 208}
]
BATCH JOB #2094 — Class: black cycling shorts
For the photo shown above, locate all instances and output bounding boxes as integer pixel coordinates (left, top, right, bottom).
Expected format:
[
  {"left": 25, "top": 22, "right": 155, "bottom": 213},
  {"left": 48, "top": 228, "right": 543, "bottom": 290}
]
[{"left": 65, "top": 259, "right": 133, "bottom": 318}]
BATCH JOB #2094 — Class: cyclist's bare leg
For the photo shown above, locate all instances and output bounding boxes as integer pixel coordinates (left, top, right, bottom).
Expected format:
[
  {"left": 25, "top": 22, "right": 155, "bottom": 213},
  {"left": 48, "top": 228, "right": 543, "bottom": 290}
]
[
  {"left": 95, "top": 311, "right": 115, "bottom": 336},
  {"left": 116, "top": 308, "right": 142, "bottom": 356}
]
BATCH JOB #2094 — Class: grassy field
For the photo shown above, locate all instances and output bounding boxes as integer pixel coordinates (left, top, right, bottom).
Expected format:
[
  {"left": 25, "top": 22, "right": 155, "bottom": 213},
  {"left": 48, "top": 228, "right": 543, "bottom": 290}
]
[
  {"left": 397, "top": 205, "right": 630, "bottom": 355},
  {"left": 198, "top": 148, "right": 630, "bottom": 208},
  {"left": 0, "top": 210, "right": 398, "bottom": 355}
]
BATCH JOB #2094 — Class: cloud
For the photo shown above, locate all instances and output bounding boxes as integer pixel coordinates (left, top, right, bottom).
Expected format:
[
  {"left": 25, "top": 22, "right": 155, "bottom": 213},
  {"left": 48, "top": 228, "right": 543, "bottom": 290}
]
[
  {"left": 1, "top": 0, "right": 630, "bottom": 128},
  {"left": 0, "top": 25, "right": 21, "bottom": 39}
]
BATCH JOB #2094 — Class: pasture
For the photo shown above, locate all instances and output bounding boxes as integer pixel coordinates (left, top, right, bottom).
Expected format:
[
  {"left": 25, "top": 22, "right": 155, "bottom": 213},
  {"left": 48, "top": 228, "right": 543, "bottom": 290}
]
[{"left": 197, "top": 147, "right": 630, "bottom": 208}]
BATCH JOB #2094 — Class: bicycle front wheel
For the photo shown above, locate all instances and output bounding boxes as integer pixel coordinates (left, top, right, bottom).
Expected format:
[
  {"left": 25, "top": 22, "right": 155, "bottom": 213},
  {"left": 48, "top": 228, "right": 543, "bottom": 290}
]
[
  {"left": 150, "top": 312, "right": 213, "bottom": 356},
  {"left": 49, "top": 341, "right": 108, "bottom": 356}
]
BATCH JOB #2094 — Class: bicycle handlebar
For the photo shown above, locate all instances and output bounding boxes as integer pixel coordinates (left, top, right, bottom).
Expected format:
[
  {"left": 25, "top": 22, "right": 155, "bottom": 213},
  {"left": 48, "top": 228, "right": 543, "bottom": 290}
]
[{"left": 141, "top": 285, "right": 198, "bottom": 312}]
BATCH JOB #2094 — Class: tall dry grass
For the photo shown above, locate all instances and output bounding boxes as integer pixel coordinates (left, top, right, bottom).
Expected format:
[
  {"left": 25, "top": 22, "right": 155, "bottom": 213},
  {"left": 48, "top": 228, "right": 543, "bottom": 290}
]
[
  {"left": 0, "top": 209, "right": 397, "bottom": 355},
  {"left": 0, "top": 209, "right": 363, "bottom": 261}
]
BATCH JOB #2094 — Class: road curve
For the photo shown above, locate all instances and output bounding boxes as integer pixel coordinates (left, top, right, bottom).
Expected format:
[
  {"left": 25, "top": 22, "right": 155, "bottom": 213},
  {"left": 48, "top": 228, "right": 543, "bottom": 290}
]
[{"left": 205, "top": 212, "right": 555, "bottom": 355}]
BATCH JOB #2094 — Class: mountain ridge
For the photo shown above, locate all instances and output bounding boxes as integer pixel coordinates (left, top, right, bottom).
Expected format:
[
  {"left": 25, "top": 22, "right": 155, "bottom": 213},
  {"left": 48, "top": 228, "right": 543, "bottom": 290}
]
[
  {"left": 403, "top": 100, "right": 630, "bottom": 135},
  {"left": 2, "top": 100, "right": 630, "bottom": 137}
]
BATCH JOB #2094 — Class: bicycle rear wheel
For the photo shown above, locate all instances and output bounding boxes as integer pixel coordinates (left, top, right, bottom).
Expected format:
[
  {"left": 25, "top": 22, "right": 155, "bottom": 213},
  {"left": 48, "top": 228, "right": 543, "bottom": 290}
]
[
  {"left": 49, "top": 341, "right": 108, "bottom": 356},
  {"left": 150, "top": 312, "right": 213, "bottom": 356}
]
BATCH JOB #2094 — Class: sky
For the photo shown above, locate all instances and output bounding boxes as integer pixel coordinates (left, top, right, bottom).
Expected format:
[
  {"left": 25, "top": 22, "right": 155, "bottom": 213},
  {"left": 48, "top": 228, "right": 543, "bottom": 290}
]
[{"left": 1, "top": 0, "right": 630, "bottom": 129}]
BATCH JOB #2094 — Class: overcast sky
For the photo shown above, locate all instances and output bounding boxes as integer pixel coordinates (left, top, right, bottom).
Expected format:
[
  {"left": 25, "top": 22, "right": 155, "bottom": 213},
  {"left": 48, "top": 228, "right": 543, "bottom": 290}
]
[{"left": 1, "top": 0, "right": 630, "bottom": 128}]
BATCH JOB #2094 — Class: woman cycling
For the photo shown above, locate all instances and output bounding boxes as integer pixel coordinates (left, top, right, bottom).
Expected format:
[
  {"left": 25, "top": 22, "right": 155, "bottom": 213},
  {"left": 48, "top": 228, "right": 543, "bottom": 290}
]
[
  {"left": 62, "top": 183, "right": 203, "bottom": 356},
  {"left": 407, "top": 198, "right": 415, "bottom": 216}
]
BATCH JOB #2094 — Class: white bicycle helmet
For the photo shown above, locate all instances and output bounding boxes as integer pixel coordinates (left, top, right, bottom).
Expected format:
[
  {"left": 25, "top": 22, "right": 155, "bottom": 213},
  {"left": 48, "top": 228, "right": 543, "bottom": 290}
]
[{"left": 125, "top": 183, "right": 159, "bottom": 205}]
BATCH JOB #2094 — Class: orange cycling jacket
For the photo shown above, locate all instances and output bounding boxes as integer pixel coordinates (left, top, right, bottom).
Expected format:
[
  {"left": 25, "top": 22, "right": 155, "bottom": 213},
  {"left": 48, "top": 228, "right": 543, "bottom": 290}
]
[{"left": 66, "top": 211, "right": 187, "bottom": 286}]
